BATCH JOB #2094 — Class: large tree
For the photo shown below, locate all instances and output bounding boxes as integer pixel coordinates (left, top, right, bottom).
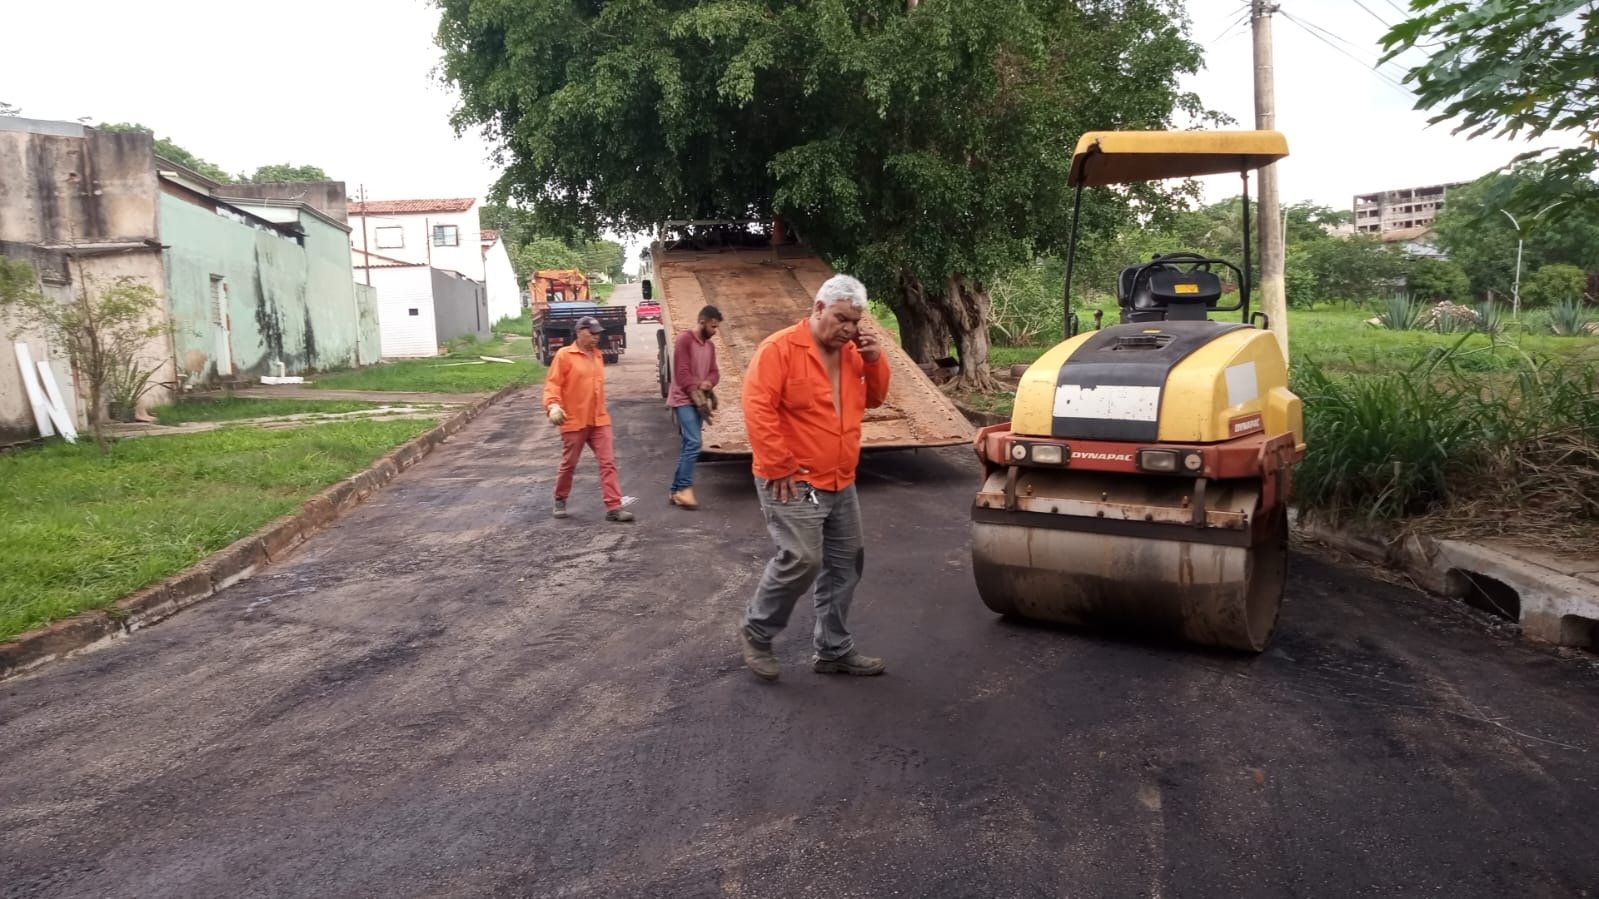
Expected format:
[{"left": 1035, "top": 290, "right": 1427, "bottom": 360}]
[{"left": 436, "top": 0, "right": 1212, "bottom": 390}]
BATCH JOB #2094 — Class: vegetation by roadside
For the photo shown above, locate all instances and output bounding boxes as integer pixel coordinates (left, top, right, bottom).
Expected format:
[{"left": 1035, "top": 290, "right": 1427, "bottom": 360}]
[
  {"left": 151, "top": 397, "right": 387, "bottom": 425},
  {"left": 310, "top": 334, "right": 543, "bottom": 393},
  {"left": 0, "top": 419, "right": 438, "bottom": 641}
]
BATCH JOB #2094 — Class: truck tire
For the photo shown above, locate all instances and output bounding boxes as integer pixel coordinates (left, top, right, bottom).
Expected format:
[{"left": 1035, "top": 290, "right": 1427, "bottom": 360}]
[{"left": 656, "top": 328, "right": 670, "bottom": 399}]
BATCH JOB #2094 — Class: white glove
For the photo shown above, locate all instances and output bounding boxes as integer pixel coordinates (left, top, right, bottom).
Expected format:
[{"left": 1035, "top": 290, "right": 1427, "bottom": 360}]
[{"left": 547, "top": 403, "right": 567, "bottom": 426}]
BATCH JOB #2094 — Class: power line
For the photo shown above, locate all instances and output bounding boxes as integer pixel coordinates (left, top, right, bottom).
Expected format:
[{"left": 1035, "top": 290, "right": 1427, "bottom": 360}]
[
  {"left": 1279, "top": 10, "right": 1414, "bottom": 98},
  {"left": 1286, "top": 9, "right": 1413, "bottom": 82},
  {"left": 1349, "top": 0, "right": 1393, "bottom": 29},
  {"left": 1382, "top": 0, "right": 1410, "bottom": 18},
  {"left": 1212, "top": 3, "right": 1253, "bottom": 43}
]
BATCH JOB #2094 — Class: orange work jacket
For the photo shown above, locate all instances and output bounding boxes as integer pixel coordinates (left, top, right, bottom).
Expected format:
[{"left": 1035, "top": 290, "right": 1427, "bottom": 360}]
[
  {"left": 542, "top": 344, "right": 612, "bottom": 433},
  {"left": 742, "top": 320, "right": 891, "bottom": 490}
]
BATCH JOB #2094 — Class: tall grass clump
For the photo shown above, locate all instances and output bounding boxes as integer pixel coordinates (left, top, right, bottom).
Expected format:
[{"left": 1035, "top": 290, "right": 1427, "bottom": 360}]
[
  {"left": 1547, "top": 299, "right": 1596, "bottom": 337},
  {"left": 1294, "top": 348, "right": 1599, "bottom": 549},
  {"left": 1376, "top": 293, "right": 1427, "bottom": 330}
]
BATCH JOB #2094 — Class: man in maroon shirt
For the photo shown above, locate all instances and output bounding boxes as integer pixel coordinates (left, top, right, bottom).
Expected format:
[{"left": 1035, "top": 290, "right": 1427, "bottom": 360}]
[{"left": 667, "top": 305, "right": 723, "bottom": 510}]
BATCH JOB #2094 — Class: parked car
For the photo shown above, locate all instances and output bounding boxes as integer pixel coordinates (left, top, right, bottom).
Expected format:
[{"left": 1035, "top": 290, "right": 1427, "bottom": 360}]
[{"left": 636, "top": 298, "right": 662, "bottom": 324}]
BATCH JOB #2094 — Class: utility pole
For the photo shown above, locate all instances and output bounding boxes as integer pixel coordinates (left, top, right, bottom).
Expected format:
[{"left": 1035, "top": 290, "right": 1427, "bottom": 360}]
[
  {"left": 1252, "top": 0, "right": 1288, "bottom": 361},
  {"left": 357, "top": 183, "right": 371, "bottom": 287}
]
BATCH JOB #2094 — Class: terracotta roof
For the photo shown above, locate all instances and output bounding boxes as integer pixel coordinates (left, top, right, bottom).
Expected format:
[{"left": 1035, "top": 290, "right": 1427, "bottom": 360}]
[
  {"left": 481, "top": 229, "right": 499, "bottom": 244},
  {"left": 349, "top": 198, "right": 477, "bottom": 215}
]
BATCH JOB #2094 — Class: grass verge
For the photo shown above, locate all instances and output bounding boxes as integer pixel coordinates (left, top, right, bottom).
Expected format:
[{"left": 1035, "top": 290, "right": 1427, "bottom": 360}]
[
  {"left": 0, "top": 419, "right": 436, "bottom": 641},
  {"left": 310, "top": 335, "right": 543, "bottom": 393},
  {"left": 151, "top": 397, "right": 386, "bottom": 424}
]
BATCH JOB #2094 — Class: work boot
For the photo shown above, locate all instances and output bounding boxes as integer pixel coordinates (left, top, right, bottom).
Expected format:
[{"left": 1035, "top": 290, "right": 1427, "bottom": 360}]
[
  {"left": 552, "top": 499, "right": 568, "bottom": 519},
  {"left": 812, "top": 650, "right": 886, "bottom": 676},
  {"left": 606, "top": 508, "right": 635, "bottom": 523},
  {"left": 671, "top": 487, "right": 699, "bottom": 510},
  {"left": 738, "top": 626, "right": 779, "bottom": 681}
]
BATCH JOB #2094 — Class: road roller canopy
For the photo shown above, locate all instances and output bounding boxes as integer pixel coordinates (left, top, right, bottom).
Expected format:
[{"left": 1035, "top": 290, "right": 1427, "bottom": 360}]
[{"left": 1068, "top": 130, "right": 1289, "bottom": 187}]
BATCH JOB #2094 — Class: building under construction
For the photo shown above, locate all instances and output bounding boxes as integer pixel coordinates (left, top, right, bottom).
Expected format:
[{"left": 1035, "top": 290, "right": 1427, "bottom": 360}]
[{"left": 1353, "top": 181, "right": 1468, "bottom": 235}]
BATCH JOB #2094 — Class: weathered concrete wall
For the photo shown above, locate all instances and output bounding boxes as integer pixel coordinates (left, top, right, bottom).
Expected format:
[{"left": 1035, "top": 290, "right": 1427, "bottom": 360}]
[
  {"left": 483, "top": 238, "right": 522, "bottom": 325},
  {"left": 221, "top": 182, "right": 348, "bottom": 223},
  {"left": 0, "top": 121, "right": 171, "bottom": 437},
  {"left": 0, "top": 120, "right": 159, "bottom": 244},
  {"left": 161, "top": 195, "right": 366, "bottom": 379},
  {"left": 432, "top": 268, "right": 489, "bottom": 344},
  {"left": 0, "top": 245, "right": 78, "bottom": 445},
  {"left": 354, "top": 283, "right": 381, "bottom": 365}
]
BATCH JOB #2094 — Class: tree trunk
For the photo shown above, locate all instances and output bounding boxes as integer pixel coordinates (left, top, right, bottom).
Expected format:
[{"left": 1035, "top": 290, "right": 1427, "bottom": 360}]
[
  {"left": 891, "top": 271, "right": 951, "bottom": 364},
  {"left": 939, "top": 274, "right": 1002, "bottom": 393}
]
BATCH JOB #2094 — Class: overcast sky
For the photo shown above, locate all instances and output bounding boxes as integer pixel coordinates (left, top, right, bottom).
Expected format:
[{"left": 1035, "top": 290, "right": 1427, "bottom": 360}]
[{"left": 2, "top": 0, "right": 1579, "bottom": 270}]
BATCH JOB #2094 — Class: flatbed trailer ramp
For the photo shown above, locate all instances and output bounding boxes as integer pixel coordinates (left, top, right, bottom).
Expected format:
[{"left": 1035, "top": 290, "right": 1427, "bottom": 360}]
[{"left": 650, "top": 241, "right": 974, "bottom": 460}]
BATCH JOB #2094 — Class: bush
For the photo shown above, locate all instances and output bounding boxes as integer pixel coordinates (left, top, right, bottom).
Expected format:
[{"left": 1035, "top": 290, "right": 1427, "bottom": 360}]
[
  {"left": 1547, "top": 298, "right": 1596, "bottom": 336},
  {"left": 1295, "top": 350, "right": 1599, "bottom": 546},
  {"left": 1522, "top": 263, "right": 1588, "bottom": 308},
  {"left": 1404, "top": 257, "right": 1471, "bottom": 303},
  {"left": 1375, "top": 294, "right": 1427, "bottom": 330}
]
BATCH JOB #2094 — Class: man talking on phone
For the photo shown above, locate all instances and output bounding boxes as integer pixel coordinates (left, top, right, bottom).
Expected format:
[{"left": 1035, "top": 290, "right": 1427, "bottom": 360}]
[{"left": 735, "top": 273, "right": 891, "bottom": 681}]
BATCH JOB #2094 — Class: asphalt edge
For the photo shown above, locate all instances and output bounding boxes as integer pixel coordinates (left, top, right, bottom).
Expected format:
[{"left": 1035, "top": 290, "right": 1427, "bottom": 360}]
[
  {"left": 1294, "top": 513, "right": 1599, "bottom": 649},
  {"left": 0, "top": 384, "right": 525, "bottom": 682}
]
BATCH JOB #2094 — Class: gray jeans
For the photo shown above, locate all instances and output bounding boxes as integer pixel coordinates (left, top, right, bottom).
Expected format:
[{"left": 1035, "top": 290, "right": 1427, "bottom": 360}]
[{"left": 742, "top": 477, "right": 865, "bottom": 660}]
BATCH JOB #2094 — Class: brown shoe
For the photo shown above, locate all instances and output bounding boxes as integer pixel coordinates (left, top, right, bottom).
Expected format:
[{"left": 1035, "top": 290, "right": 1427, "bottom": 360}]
[
  {"left": 671, "top": 487, "right": 699, "bottom": 510},
  {"left": 738, "top": 626, "right": 779, "bottom": 681},
  {"left": 812, "top": 650, "right": 886, "bottom": 676}
]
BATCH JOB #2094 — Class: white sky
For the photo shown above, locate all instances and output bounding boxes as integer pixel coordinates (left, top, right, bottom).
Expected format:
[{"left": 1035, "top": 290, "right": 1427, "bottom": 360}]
[{"left": 2, "top": 0, "right": 1582, "bottom": 271}]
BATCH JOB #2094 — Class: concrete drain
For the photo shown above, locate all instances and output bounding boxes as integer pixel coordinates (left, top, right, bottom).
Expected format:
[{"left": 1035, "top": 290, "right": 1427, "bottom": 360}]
[
  {"left": 1446, "top": 569, "right": 1522, "bottom": 622},
  {"left": 1560, "top": 615, "right": 1598, "bottom": 650}
]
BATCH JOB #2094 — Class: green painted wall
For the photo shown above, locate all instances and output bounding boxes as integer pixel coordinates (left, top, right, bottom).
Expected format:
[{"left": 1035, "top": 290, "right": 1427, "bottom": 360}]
[{"left": 161, "top": 195, "right": 369, "bottom": 380}]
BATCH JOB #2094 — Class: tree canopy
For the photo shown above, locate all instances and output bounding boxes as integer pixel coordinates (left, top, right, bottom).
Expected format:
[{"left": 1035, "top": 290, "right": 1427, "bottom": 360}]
[
  {"left": 245, "top": 163, "right": 331, "bottom": 183},
  {"left": 436, "top": 0, "right": 1216, "bottom": 388},
  {"left": 99, "top": 122, "right": 233, "bottom": 183},
  {"left": 1380, "top": 1, "right": 1599, "bottom": 211}
]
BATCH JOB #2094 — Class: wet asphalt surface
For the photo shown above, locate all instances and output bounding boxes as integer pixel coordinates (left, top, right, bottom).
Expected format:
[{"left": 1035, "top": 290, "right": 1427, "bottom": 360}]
[{"left": 4, "top": 289, "right": 1599, "bottom": 898}]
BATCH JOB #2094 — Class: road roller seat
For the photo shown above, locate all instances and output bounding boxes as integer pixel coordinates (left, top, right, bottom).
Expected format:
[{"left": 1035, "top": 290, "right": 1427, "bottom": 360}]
[{"left": 1117, "top": 254, "right": 1226, "bottom": 324}]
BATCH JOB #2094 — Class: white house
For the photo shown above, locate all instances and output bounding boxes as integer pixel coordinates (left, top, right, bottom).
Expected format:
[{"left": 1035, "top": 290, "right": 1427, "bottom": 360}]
[
  {"left": 480, "top": 229, "right": 523, "bottom": 324},
  {"left": 348, "top": 197, "right": 484, "bottom": 282},
  {"left": 353, "top": 249, "right": 489, "bottom": 357}
]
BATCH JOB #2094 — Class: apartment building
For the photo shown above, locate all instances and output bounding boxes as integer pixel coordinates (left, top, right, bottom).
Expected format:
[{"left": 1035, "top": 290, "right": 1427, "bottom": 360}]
[{"left": 1353, "top": 181, "right": 1468, "bottom": 235}]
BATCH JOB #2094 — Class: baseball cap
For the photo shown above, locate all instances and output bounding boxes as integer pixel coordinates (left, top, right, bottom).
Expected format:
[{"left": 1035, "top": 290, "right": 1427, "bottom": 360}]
[{"left": 577, "top": 316, "right": 605, "bottom": 333}]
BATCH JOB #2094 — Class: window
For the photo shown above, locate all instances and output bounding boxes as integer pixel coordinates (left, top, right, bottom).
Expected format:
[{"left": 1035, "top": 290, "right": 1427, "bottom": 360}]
[
  {"left": 408, "top": 308, "right": 420, "bottom": 316},
  {"left": 432, "top": 224, "right": 460, "bottom": 247},
  {"left": 375, "top": 226, "right": 405, "bottom": 249}
]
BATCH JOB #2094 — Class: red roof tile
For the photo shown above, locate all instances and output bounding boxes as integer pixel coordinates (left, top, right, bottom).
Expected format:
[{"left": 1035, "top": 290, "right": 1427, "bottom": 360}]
[
  {"left": 349, "top": 198, "right": 477, "bottom": 215},
  {"left": 481, "top": 229, "right": 499, "bottom": 244}
]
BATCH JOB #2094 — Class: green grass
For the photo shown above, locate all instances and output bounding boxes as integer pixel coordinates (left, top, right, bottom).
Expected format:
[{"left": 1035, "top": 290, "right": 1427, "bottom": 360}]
[
  {"left": 151, "top": 397, "right": 385, "bottom": 424},
  {"left": 0, "top": 419, "right": 438, "bottom": 641},
  {"left": 311, "top": 335, "right": 544, "bottom": 393},
  {"left": 495, "top": 310, "right": 534, "bottom": 337}
]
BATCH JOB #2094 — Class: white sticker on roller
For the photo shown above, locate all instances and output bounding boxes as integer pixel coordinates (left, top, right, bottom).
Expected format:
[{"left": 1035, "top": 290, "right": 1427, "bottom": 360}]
[
  {"left": 1053, "top": 384, "right": 1160, "bottom": 421},
  {"left": 1225, "top": 362, "right": 1259, "bottom": 407}
]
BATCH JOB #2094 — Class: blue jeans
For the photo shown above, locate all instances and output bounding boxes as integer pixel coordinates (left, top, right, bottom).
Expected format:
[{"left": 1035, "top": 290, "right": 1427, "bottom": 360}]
[{"left": 671, "top": 404, "right": 702, "bottom": 491}]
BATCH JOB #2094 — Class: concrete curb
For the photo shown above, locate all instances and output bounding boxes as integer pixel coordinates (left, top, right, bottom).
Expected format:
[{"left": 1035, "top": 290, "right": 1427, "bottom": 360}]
[
  {"left": 1294, "top": 513, "right": 1599, "bottom": 650},
  {"left": 954, "top": 402, "right": 1007, "bottom": 428},
  {"left": 0, "top": 384, "right": 524, "bottom": 682}
]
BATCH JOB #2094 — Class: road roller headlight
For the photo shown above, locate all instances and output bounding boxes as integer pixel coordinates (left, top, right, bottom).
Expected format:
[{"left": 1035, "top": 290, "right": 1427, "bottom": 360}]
[
  {"left": 1030, "top": 444, "right": 1065, "bottom": 465},
  {"left": 1137, "top": 449, "right": 1179, "bottom": 472},
  {"left": 1010, "top": 442, "right": 1028, "bottom": 461},
  {"left": 1137, "top": 448, "right": 1204, "bottom": 474}
]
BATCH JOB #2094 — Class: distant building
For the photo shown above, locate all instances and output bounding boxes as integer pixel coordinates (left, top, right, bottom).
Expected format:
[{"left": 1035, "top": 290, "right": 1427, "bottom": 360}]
[
  {"left": 1353, "top": 181, "right": 1468, "bottom": 235},
  {"left": 0, "top": 116, "right": 377, "bottom": 442}
]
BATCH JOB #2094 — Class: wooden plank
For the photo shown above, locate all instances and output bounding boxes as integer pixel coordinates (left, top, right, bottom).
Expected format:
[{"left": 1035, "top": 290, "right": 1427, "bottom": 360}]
[{"left": 13, "top": 342, "right": 56, "bottom": 438}]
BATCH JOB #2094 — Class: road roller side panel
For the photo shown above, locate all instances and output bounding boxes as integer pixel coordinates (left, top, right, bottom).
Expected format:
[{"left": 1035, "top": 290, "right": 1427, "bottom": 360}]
[{"left": 1157, "top": 328, "right": 1301, "bottom": 446}]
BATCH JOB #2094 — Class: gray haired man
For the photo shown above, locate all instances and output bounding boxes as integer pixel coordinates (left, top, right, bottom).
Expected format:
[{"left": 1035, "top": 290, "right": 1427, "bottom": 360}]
[{"left": 736, "top": 274, "right": 892, "bottom": 680}]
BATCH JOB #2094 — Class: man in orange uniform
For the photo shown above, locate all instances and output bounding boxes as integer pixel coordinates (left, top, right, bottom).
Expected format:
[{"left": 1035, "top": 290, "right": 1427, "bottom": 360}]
[
  {"left": 542, "top": 316, "right": 635, "bottom": 523},
  {"left": 736, "top": 274, "right": 890, "bottom": 680}
]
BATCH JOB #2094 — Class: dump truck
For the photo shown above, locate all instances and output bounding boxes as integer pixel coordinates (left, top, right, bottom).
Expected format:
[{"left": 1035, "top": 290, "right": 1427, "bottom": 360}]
[
  {"left": 534, "top": 301, "right": 628, "bottom": 366},
  {"left": 528, "top": 269, "right": 591, "bottom": 308},
  {"left": 640, "top": 222, "right": 974, "bottom": 460}
]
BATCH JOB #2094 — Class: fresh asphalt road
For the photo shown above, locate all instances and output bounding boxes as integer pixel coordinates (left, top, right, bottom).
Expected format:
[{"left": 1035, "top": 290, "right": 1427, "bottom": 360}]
[{"left": 4, "top": 283, "right": 1598, "bottom": 898}]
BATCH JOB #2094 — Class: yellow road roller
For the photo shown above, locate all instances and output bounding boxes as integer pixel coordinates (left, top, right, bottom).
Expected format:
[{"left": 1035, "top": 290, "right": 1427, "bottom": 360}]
[{"left": 970, "top": 130, "right": 1306, "bottom": 652}]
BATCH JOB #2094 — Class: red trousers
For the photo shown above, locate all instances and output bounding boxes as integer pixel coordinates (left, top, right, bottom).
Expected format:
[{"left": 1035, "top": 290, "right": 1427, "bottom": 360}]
[{"left": 556, "top": 425, "right": 622, "bottom": 510}]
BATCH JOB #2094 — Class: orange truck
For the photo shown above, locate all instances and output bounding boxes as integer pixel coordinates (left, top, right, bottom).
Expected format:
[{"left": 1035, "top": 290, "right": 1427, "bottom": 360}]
[{"left": 528, "top": 269, "right": 590, "bottom": 311}]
